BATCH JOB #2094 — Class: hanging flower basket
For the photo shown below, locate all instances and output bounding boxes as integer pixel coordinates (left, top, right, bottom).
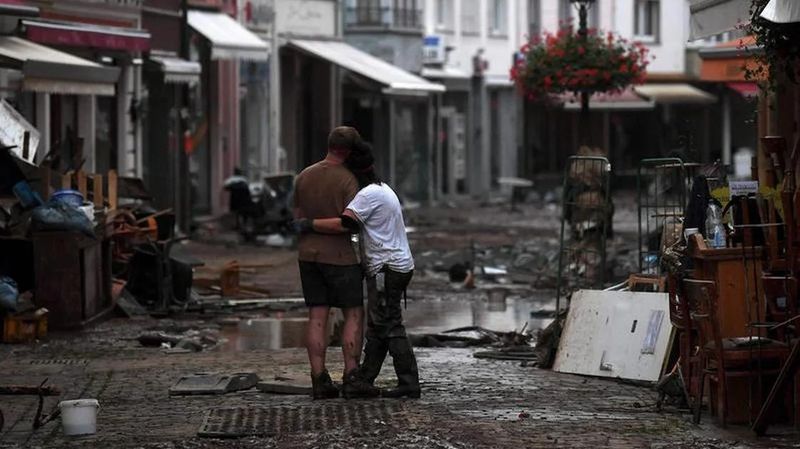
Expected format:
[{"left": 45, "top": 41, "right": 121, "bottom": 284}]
[{"left": 511, "top": 27, "right": 651, "bottom": 102}]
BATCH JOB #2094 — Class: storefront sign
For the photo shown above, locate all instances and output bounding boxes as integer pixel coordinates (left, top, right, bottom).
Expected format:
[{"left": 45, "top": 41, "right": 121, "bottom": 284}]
[
  {"left": 729, "top": 180, "right": 758, "bottom": 197},
  {"left": 275, "top": 0, "right": 334, "bottom": 37},
  {"left": 423, "top": 35, "right": 445, "bottom": 65}
]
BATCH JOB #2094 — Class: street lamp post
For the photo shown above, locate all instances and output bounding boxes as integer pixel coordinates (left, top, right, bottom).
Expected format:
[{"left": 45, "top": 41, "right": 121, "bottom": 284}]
[{"left": 570, "top": 0, "right": 596, "bottom": 143}]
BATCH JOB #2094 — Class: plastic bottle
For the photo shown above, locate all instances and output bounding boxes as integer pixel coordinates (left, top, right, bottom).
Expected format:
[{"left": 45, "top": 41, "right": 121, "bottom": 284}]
[{"left": 705, "top": 202, "right": 727, "bottom": 248}]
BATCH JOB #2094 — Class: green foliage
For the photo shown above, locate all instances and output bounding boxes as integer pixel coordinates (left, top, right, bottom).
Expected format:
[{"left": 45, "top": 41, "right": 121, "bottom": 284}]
[{"left": 744, "top": 0, "right": 800, "bottom": 90}]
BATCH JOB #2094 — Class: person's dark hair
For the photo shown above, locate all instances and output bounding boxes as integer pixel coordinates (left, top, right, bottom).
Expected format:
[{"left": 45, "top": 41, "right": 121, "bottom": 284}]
[
  {"left": 327, "top": 126, "right": 361, "bottom": 152},
  {"left": 345, "top": 140, "right": 381, "bottom": 188}
]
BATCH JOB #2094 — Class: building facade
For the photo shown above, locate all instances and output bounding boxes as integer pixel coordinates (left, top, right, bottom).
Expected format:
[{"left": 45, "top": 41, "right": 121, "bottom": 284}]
[
  {"left": 422, "top": 0, "right": 528, "bottom": 198},
  {"left": 520, "top": 0, "right": 754, "bottom": 177},
  {"left": 343, "top": 0, "right": 439, "bottom": 202},
  {"left": 0, "top": 0, "right": 147, "bottom": 179}
]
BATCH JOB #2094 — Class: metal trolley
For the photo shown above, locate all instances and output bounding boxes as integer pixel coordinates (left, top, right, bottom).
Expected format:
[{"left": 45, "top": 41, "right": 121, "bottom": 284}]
[{"left": 556, "top": 156, "right": 612, "bottom": 313}]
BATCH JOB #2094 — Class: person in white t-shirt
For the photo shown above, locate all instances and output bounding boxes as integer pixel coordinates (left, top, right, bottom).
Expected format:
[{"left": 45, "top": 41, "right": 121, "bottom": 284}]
[{"left": 301, "top": 140, "right": 420, "bottom": 399}]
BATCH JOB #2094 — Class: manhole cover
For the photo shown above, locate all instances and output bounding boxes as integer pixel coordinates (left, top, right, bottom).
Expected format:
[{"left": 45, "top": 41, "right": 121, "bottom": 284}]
[
  {"left": 198, "top": 401, "right": 408, "bottom": 438},
  {"left": 29, "top": 359, "right": 88, "bottom": 365}
]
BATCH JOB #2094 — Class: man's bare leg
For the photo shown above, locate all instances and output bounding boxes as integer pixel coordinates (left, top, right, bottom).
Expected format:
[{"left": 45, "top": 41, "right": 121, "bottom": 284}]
[
  {"left": 341, "top": 306, "right": 364, "bottom": 375},
  {"left": 306, "top": 306, "right": 330, "bottom": 376}
]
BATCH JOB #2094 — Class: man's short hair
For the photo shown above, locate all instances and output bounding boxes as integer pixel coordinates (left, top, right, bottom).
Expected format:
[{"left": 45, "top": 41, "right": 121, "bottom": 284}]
[{"left": 328, "top": 126, "right": 361, "bottom": 151}]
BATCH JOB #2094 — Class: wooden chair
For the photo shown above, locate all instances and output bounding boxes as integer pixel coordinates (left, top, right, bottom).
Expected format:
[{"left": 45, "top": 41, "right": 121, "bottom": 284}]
[
  {"left": 684, "top": 278, "right": 790, "bottom": 427},
  {"left": 668, "top": 274, "right": 698, "bottom": 405},
  {"left": 762, "top": 275, "right": 798, "bottom": 341}
]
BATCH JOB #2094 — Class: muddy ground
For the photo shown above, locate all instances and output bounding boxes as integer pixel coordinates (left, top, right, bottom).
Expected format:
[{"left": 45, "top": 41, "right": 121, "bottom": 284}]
[{"left": 1, "top": 193, "right": 798, "bottom": 448}]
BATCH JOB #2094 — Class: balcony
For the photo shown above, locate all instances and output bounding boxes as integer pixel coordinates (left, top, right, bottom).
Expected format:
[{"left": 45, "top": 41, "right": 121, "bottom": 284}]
[{"left": 345, "top": 6, "right": 422, "bottom": 32}]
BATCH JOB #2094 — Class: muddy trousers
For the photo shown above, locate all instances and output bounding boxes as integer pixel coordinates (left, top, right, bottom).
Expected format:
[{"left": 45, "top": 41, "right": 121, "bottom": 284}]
[{"left": 359, "top": 269, "right": 418, "bottom": 392}]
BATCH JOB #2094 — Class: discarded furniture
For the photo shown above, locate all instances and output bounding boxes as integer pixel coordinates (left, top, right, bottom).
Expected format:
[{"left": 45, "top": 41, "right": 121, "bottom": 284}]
[
  {"left": 555, "top": 155, "right": 612, "bottom": 312},
  {"left": 753, "top": 337, "right": 800, "bottom": 435},
  {"left": 553, "top": 289, "right": 673, "bottom": 383},
  {"left": 668, "top": 274, "right": 700, "bottom": 409},
  {"left": 1, "top": 307, "right": 47, "bottom": 343},
  {"left": 684, "top": 278, "right": 789, "bottom": 427},
  {"left": 637, "top": 158, "right": 689, "bottom": 275},
  {"left": 32, "top": 231, "right": 112, "bottom": 329},
  {"left": 688, "top": 234, "right": 766, "bottom": 339},
  {"left": 194, "top": 261, "right": 272, "bottom": 297}
]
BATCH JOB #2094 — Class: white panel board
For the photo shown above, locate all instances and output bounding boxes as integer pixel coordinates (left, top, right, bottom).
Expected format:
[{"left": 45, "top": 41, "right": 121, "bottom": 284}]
[
  {"left": 0, "top": 99, "right": 39, "bottom": 164},
  {"left": 553, "top": 289, "right": 672, "bottom": 383}
]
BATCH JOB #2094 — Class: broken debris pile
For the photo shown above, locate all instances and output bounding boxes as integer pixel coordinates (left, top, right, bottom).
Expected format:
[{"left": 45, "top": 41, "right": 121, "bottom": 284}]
[{"left": 414, "top": 233, "right": 637, "bottom": 291}]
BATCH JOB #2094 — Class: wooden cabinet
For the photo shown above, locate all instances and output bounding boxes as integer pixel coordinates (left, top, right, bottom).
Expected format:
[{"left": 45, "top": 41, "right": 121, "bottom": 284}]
[
  {"left": 691, "top": 246, "right": 766, "bottom": 338},
  {"left": 33, "top": 232, "right": 111, "bottom": 329}
]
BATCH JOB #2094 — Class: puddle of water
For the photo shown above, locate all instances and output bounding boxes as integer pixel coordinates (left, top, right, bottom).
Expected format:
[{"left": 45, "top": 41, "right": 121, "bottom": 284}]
[
  {"left": 404, "top": 294, "right": 556, "bottom": 335},
  {"left": 219, "top": 293, "right": 555, "bottom": 351},
  {"left": 221, "top": 317, "right": 308, "bottom": 350}
]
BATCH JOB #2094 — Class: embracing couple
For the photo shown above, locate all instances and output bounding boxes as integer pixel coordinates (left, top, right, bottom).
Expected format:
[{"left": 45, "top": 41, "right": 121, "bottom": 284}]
[{"left": 292, "top": 126, "right": 419, "bottom": 400}]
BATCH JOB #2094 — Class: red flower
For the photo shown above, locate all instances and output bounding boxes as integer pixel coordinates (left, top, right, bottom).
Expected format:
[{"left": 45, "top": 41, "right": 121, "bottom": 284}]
[{"left": 577, "top": 46, "right": 586, "bottom": 55}]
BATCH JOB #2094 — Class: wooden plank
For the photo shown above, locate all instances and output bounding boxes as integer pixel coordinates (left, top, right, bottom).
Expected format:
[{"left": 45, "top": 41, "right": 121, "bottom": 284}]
[
  {"left": 92, "top": 175, "right": 103, "bottom": 208},
  {"left": 42, "top": 168, "right": 52, "bottom": 198},
  {"left": 61, "top": 171, "right": 73, "bottom": 189},
  {"left": 753, "top": 337, "right": 800, "bottom": 435},
  {"left": 107, "top": 170, "right": 118, "bottom": 210},
  {"left": 0, "top": 385, "right": 60, "bottom": 396},
  {"left": 76, "top": 171, "right": 87, "bottom": 198}
]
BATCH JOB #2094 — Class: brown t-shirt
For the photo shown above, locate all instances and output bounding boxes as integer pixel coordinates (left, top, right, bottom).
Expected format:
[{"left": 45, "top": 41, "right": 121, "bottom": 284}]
[{"left": 294, "top": 160, "right": 359, "bottom": 265}]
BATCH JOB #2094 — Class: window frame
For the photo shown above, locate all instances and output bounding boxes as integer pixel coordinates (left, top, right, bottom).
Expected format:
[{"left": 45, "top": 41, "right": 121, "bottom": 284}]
[
  {"left": 434, "top": 0, "right": 454, "bottom": 32},
  {"left": 528, "top": 0, "right": 541, "bottom": 39},
  {"left": 633, "top": 0, "right": 660, "bottom": 44},
  {"left": 488, "top": 0, "right": 508, "bottom": 38},
  {"left": 460, "top": 0, "right": 479, "bottom": 36}
]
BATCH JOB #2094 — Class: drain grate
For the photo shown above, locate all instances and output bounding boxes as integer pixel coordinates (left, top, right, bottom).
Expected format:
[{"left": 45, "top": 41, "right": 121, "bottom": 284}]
[
  {"left": 29, "top": 359, "right": 88, "bottom": 365},
  {"left": 198, "top": 401, "right": 408, "bottom": 438}
]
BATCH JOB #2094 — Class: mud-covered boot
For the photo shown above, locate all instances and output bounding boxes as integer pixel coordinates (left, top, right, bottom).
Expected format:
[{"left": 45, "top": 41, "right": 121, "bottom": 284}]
[
  {"left": 382, "top": 337, "right": 420, "bottom": 399},
  {"left": 311, "top": 370, "right": 339, "bottom": 400},
  {"left": 342, "top": 370, "right": 380, "bottom": 399},
  {"left": 359, "top": 338, "right": 389, "bottom": 384}
]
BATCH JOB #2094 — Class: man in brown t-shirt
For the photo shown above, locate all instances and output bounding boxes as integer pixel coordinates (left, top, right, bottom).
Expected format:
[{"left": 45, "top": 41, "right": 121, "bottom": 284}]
[{"left": 293, "top": 126, "right": 370, "bottom": 399}]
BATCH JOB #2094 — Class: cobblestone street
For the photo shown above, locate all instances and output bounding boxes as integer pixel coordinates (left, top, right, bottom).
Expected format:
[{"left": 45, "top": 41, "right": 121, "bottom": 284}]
[{"left": 1, "top": 199, "right": 799, "bottom": 448}]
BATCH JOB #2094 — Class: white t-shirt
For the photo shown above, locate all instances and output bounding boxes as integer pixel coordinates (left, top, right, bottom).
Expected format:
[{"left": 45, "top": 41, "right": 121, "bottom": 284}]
[{"left": 346, "top": 183, "right": 414, "bottom": 277}]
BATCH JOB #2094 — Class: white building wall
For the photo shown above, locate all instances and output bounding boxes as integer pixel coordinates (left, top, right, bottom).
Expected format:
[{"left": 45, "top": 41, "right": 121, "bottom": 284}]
[
  {"left": 425, "top": 0, "right": 528, "bottom": 78},
  {"left": 535, "top": 0, "right": 689, "bottom": 76}
]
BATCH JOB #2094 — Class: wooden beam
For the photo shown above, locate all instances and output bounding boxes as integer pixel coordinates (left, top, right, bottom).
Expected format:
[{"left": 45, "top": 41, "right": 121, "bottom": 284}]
[
  {"left": 92, "top": 174, "right": 103, "bottom": 208},
  {"left": 76, "top": 171, "right": 87, "bottom": 198},
  {"left": 61, "top": 171, "right": 73, "bottom": 190},
  {"left": 107, "top": 170, "right": 118, "bottom": 210}
]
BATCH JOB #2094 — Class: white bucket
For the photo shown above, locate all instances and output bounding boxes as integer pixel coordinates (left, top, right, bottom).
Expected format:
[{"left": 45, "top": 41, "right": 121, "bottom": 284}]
[{"left": 59, "top": 399, "right": 99, "bottom": 436}]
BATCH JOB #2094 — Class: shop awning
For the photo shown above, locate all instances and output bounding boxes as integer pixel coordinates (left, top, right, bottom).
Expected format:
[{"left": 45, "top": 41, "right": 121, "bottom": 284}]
[
  {"left": 634, "top": 83, "right": 717, "bottom": 105},
  {"left": 420, "top": 66, "right": 469, "bottom": 80},
  {"left": 727, "top": 81, "right": 758, "bottom": 97},
  {"left": 760, "top": 0, "right": 800, "bottom": 23},
  {"left": 22, "top": 19, "right": 150, "bottom": 52},
  {"left": 0, "top": 0, "right": 38, "bottom": 17},
  {"left": 0, "top": 36, "right": 119, "bottom": 96},
  {"left": 560, "top": 88, "right": 655, "bottom": 111},
  {"left": 148, "top": 53, "right": 201, "bottom": 84},
  {"left": 486, "top": 74, "right": 514, "bottom": 88},
  {"left": 699, "top": 36, "right": 763, "bottom": 82},
  {"left": 289, "top": 39, "right": 444, "bottom": 95},
  {"left": 689, "top": 0, "right": 751, "bottom": 41},
  {"left": 187, "top": 10, "right": 268, "bottom": 61}
]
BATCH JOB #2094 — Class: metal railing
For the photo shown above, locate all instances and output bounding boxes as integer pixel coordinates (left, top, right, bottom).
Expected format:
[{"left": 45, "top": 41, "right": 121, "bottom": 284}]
[{"left": 345, "top": 6, "right": 422, "bottom": 30}]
